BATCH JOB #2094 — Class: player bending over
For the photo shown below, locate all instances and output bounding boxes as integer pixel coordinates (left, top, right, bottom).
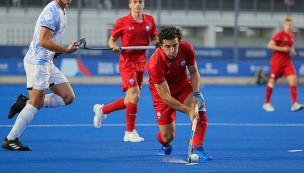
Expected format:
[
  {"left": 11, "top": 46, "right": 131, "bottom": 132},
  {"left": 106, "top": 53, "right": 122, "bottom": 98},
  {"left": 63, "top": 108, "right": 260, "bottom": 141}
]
[
  {"left": 263, "top": 17, "right": 303, "bottom": 112},
  {"left": 147, "top": 26, "right": 212, "bottom": 160},
  {"left": 1, "top": 0, "right": 78, "bottom": 151},
  {"left": 93, "top": 0, "right": 158, "bottom": 142}
]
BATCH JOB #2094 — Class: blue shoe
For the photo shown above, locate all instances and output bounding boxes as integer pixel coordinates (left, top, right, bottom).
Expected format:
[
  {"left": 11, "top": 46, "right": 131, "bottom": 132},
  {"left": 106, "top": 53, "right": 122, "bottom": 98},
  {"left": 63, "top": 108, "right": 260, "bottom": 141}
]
[
  {"left": 192, "top": 145, "right": 212, "bottom": 161},
  {"left": 159, "top": 144, "right": 172, "bottom": 155}
]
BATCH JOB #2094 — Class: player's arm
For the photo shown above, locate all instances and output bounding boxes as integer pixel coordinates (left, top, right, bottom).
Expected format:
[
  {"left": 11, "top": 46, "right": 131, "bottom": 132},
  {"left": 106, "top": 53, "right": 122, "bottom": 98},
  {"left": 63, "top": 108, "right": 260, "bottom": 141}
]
[
  {"left": 188, "top": 62, "right": 204, "bottom": 109},
  {"left": 108, "top": 36, "right": 120, "bottom": 53},
  {"left": 40, "top": 27, "right": 77, "bottom": 54},
  {"left": 267, "top": 40, "right": 289, "bottom": 53},
  {"left": 154, "top": 81, "right": 199, "bottom": 121}
]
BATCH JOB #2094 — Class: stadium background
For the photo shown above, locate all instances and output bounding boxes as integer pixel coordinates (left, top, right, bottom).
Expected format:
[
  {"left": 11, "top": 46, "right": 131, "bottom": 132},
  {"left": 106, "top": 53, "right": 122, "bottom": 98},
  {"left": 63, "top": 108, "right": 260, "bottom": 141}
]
[
  {"left": 1, "top": 1, "right": 304, "bottom": 172},
  {"left": 1, "top": 0, "right": 304, "bottom": 84}
]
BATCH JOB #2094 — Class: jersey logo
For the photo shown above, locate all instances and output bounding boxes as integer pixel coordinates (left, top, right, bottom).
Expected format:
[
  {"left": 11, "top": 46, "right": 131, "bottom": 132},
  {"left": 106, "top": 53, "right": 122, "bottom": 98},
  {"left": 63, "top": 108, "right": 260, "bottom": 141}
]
[
  {"left": 180, "top": 60, "right": 186, "bottom": 67},
  {"left": 291, "top": 38, "right": 294, "bottom": 42},
  {"left": 284, "top": 38, "right": 288, "bottom": 41},
  {"left": 157, "top": 111, "right": 162, "bottom": 119},
  {"left": 129, "top": 27, "right": 134, "bottom": 30},
  {"left": 145, "top": 25, "right": 150, "bottom": 32},
  {"left": 129, "top": 78, "right": 135, "bottom": 84}
]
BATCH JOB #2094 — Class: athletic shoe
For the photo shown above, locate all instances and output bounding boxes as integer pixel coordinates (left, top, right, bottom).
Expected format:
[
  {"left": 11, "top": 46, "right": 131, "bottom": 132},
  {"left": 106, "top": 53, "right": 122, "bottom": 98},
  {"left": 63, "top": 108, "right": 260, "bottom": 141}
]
[
  {"left": 8, "top": 94, "right": 29, "bottom": 119},
  {"left": 123, "top": 129, "right": 144, "bottom": 142},
  {"left": 192, "top": 145, "right": 212, "bottom": 161},
  {"left": 93, "top": 104, "right": 107, "bottom": 129},
  {"left": 262, "top": 102, "right": 275, "bottom": 112},
  {"left": 291, "top": 102, "right": 304, "bottom": 111},
  {"left": 159, "top": 144, "right": 172, "bottom": 155},
  {"left": 1, "top": 137, "right": 31, "bottom": 151}
]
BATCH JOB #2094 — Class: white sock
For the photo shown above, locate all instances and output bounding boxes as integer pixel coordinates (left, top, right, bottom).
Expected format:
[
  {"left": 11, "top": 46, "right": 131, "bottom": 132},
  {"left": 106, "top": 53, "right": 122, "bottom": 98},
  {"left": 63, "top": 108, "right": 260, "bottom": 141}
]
[
  {"left": 43, "top": 93, "right": 66, "bottom": 108},
  {"left": 7, "top": 104, "right": 38, "bottom": 140}
]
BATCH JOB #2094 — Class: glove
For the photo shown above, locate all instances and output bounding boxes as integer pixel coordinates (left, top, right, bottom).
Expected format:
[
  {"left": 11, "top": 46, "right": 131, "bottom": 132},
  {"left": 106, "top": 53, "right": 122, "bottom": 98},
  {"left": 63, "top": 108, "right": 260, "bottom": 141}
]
[
  {"left": 155, "top": 41, "right": 160, "bottom": 48},
  {"left": 193, "top": 92, "right": 204, "bottom": 109}
]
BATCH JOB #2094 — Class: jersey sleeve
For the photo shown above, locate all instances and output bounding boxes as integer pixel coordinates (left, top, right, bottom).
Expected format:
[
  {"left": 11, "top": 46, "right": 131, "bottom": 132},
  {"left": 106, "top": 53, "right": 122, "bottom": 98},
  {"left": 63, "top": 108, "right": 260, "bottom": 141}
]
[
  {"left": 40, "top": 8, "right": 58, "bottom": 31},
  {"left": 186, "top": 43, "right": 196, "bottom": 66},
  {"left": 150, "top": 17, "right": 158, "bottom": 38},
  {"left": 149, "top": 60, "right": 166, "bottom": 85},
  {"left": 111, "top": 19, "right": 123, "bottom": 39}
]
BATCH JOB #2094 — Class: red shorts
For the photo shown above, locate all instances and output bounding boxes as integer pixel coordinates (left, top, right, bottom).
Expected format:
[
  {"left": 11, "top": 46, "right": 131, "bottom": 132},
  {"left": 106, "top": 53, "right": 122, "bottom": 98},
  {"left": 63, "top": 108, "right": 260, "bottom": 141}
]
[
  {"left": 269, "top": 62, "right": 296, "bottom": 80},
  {"left": 120, "top": 68, "right": 144, "bottom": 92},
  {"left": 154, "top": 81, "right": 194, "bottom": 125}
]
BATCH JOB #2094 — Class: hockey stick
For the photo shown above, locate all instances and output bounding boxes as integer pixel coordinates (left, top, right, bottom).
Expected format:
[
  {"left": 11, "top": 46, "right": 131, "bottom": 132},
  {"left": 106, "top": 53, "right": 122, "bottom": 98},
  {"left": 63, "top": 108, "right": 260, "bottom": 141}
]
[
  {"left": 79, "top": 41, "right": 156, "bottom": 50},
  {"left": 277, "top": 38, "right": 299, "bottom": 57},
  {"left": 188, "top": 104, "right": 199, "bottom": 163},
  {"left": 53, "top": 38, "right": 86, "bottom": 60}
]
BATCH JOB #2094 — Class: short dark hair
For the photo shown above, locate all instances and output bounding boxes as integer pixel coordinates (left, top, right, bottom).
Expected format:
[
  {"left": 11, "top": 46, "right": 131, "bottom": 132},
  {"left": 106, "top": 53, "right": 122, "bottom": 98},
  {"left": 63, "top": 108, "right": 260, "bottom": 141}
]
[{"left": 158, "top": 26, "right": 182, "bottom": 45}]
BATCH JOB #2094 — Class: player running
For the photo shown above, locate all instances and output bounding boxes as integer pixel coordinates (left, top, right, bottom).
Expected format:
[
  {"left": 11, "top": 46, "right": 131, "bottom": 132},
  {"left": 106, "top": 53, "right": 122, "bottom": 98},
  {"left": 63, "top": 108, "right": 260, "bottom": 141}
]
[
  {"left": 263, "top": 17, "right": 303, "bottom": 112},
  {"left": 93, "top": 0, "right": 158, "bottom": 142},
  {"left": 1, "top": 0, "right": 78, "bottom": 151},
  {"left": 147, "top": 26, "right": 212, "bottom": 160}
]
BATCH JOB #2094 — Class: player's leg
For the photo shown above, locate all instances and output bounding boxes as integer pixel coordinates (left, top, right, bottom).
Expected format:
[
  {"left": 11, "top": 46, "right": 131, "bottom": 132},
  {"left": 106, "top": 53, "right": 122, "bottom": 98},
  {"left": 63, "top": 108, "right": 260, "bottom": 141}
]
[
  {"left": 2, "top": 62, "right": 48, "bottom": 151},
  {"left": 285, "top": 63, "right": 303, "bottom": 111},
  {"left": 263, "top": 66, "right": 280, "bottom": 112},
  {"left": 155, "top": 102, "right": 176, "bottom": 155},
  {"left": 123, "top": 85, "right": 143, "bottom": 142},
  {"left": 180, "top": 83, "right": 211, "bottom": 160},
  {"left": 158, "top": 122, "right": 175, "bottom": 155}
]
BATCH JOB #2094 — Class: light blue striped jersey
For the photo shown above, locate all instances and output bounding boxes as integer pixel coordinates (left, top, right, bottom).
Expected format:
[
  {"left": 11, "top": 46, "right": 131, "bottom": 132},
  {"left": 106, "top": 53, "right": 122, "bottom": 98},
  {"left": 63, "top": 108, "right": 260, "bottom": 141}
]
[{"left": 24, "top": 1, "right": 67, "bottom": 65}]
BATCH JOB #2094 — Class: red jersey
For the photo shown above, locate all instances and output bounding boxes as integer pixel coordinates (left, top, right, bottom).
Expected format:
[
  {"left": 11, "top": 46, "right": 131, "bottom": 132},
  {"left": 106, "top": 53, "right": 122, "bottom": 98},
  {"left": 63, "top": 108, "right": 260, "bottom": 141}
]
[
  {"left": 270, "top": 30, "right": 295, "bottom": 66},
  {"left": 111, "top": 13, "right": 158, "bottom": 72},
  {"left": 148, "top": 41, "right": 196, "bottom": 99}
]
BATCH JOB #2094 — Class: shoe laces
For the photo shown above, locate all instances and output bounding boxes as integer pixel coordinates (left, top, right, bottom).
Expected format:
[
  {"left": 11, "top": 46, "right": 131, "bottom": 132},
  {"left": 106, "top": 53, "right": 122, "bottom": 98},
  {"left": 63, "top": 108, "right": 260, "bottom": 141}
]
[
  {"left": 195, "top": 145, "right": 208, "bottom": 154},
  {"left": 131, "top": 130, "right": 140, "bottom": 138}
]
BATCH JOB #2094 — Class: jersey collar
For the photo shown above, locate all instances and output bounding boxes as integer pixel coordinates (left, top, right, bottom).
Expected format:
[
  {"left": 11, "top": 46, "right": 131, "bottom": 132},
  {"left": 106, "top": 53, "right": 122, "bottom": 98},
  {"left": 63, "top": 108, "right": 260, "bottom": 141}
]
[{"left": 128, "top": 13, "right": 147, "bottom": 24}]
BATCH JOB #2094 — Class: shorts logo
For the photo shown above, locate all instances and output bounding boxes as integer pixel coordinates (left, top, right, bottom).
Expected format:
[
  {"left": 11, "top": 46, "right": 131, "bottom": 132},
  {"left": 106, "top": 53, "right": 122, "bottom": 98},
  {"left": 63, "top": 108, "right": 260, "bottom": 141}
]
[
  {"left": 180, "top": 60, "right": 186, "bottom": 67},
  {"left": 157, "top": 111, "right": 161, "bottom": 119},
  {"left": 271, "top": 74, "right": 275, "bottom": 78},
  {"left": 129, "top": 78, "right": 135, "bottom": 84},
  {"left": 145, "top": 25, "right": 150, "bottom": 32}
]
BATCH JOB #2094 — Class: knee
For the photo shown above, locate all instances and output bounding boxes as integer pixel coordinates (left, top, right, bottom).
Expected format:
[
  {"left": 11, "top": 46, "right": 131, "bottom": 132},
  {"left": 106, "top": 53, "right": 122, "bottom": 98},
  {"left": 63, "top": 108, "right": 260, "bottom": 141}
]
[
  {"left": 162, "top": 133, "right": 175, "bottom": 144},
  {"left": 62, "top": 93, "right": 75, "bottom": 105},
  {"left": 131, "top": 92, "right": 140, "bottom": 104},
  {"left": 30, "top": 99, "right": 44, "bottom": 110}
]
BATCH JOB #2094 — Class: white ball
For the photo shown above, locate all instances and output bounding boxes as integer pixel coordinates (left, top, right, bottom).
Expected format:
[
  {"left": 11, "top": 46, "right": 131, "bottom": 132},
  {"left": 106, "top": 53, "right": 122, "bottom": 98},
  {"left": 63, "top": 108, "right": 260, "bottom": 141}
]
[{"left": 190, "top": 154, "right": 199, "bottom": 162}]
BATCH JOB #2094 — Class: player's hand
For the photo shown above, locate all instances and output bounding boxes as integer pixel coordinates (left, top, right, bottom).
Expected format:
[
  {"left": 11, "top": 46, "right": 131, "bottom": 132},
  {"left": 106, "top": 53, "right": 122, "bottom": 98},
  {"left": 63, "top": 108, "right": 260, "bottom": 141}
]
[
  {"left": 67, "top": 40, "right": 78, "bottom": 54},
  {"left": 193, "top": 92, "right": 204, "bottom": 109},
  {"left": 281, "top": 46, "right": 290, "bottom": 53},
  {"left": 189, "top": 108, "right": 199, "bottom": 123},
  {"left": 112, "top": 45, "right": 120, "bottom": 53}
]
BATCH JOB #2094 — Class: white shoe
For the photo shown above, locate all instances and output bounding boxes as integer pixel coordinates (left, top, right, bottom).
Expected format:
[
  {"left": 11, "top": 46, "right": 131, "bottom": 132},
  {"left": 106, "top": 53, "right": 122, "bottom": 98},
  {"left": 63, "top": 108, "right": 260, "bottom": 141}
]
[
  {"left": 93, "top": 104, "right": 107, "bottom": 129},
  {"left": 263, "top": 103, "right": 275, "bottom": 112},
  {"left": 123, "top": 129, "right": 144, "bottom": 142},
  {"left": 291, "top": 102, "right": 304, "bottom": 111}
]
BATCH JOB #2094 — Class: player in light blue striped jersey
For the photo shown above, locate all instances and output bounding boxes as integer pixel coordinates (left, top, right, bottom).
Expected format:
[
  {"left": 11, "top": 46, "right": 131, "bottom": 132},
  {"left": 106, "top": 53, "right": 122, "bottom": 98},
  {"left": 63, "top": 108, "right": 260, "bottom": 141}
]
[{"left": 1, "top": 0, "right": 78, "bottom": 151}]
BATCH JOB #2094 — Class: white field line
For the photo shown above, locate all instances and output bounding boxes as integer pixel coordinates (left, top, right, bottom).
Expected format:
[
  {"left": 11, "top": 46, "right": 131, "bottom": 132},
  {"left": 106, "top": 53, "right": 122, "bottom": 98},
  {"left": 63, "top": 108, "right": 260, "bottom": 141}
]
[{"left": 1, "top": 123, "right": 304, "bottom": 128}]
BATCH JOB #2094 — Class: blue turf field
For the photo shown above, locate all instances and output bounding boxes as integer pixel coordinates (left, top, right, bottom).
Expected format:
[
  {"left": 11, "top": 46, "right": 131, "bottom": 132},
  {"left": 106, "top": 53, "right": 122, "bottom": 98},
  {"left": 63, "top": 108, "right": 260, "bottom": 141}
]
[{"left": 0, "top": 84, "right": 304, "bottom": 172}]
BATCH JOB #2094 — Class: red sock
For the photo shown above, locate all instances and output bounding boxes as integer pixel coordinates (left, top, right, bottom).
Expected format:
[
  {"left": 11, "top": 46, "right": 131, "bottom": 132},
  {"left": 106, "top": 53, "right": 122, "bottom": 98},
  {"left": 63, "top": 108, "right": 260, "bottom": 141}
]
[
  {"left": 126, "top": 102, "right": 137, "bottom": 132},
  {"left": 192, "top": 111, "right": 208, "bottom": 151},
  {"left": 265, "top": 84, "right": 273, "bottom": 103},
  {"left": 102, "top": 98, "right": 126, "bottom": 114},
  {"left": 290, "top": 86, "right": 298, "bottom": 104},
  {"left": 157, "top": 131, "right": 169, "bottom": 146}
]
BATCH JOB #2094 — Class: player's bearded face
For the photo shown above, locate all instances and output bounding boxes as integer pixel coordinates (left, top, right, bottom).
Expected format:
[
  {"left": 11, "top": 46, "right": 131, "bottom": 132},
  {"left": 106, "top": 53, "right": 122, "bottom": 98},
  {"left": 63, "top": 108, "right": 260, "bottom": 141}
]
[
  {"left": 129, "top": 0, "right": 145, "bottom": 13},
  {"left": 161, "top": 38, "right": 180, "bottom": 60},
  {"left": 284, "top": 21, "right": 293, "bottom": 33}
]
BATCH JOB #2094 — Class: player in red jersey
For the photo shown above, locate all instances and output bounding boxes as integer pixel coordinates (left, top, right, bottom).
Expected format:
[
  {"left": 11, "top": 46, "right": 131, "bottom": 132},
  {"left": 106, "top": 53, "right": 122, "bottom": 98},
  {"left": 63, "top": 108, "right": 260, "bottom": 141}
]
[
  {"left": 148, "top": 26, "right": 212, "bottom": 160},
  {"left": 263, "top": 17, "right": 303, "bottom": 112},
  {"left": 93, "top": 0, "right": 158, "bottom": 142}
]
